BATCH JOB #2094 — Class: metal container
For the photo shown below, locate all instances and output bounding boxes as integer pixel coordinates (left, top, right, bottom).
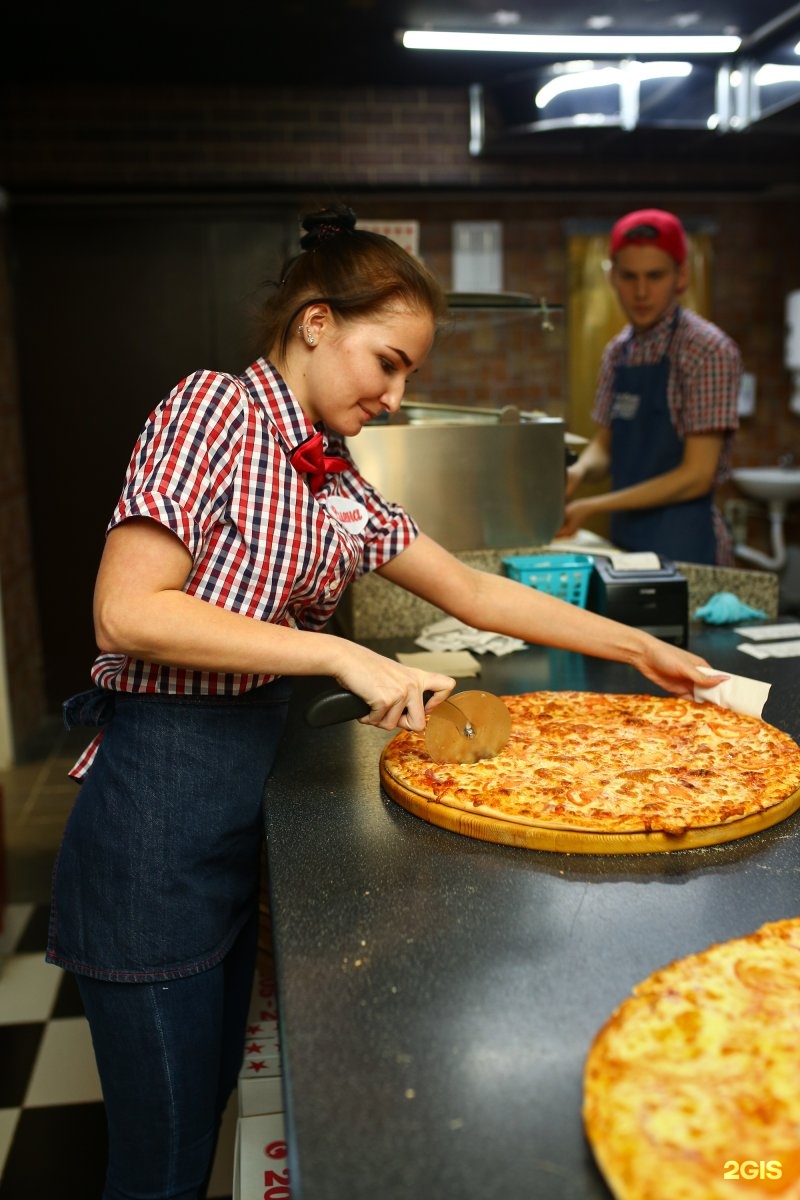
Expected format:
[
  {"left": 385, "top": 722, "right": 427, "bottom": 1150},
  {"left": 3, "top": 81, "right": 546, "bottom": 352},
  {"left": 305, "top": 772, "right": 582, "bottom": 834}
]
[{"left": 347, "top": 410, "right": 565, "bottom": 551}]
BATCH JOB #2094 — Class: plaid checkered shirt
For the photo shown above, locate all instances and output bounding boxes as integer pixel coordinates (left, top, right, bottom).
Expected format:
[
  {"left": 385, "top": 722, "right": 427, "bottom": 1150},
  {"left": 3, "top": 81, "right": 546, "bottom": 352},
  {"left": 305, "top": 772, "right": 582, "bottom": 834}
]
[
  {"left": 70, "top": 357, "right": 418, "bottom": 778},
  {"left": 592, "top": 302, "right": 741, "bottom": 484}
]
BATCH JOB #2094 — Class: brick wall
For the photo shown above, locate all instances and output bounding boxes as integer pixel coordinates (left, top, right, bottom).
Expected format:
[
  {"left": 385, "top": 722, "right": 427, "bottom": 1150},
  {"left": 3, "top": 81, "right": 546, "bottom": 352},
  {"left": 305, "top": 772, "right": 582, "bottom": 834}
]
[{"left": 2, "top": 82, "right": 797, "bottom": 193}]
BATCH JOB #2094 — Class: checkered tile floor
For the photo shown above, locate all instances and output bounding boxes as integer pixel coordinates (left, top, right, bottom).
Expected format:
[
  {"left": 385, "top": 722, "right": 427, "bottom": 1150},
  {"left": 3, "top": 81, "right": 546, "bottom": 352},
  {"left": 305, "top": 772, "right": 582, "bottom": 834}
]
[{"left": 0, "top": 902, "right": 236, "bottom": 1199}]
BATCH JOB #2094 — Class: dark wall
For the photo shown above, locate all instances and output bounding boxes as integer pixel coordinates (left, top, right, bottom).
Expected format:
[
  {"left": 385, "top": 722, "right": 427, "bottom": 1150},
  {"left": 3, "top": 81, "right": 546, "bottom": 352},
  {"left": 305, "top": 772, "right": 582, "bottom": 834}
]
[{"left": 11, "top": 207, "right": 288, "bottom": 703}]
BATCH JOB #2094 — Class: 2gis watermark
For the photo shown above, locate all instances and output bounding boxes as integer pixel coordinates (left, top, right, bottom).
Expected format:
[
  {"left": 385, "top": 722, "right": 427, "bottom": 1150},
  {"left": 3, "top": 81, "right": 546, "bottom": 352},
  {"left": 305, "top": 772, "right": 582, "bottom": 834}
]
[{"left": 723, "top": 1151, "right": 800, "bottom": 1192}]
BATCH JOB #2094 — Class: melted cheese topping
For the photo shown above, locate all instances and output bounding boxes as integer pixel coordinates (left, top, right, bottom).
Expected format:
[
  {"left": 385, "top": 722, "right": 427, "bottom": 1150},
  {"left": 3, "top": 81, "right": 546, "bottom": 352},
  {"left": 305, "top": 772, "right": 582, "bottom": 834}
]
[
  {"left": 583, "top": 918, "right": 800, "bottom": 1199},
  {"left": 383, "top": 693, "right": 800, "bottom": 834}
]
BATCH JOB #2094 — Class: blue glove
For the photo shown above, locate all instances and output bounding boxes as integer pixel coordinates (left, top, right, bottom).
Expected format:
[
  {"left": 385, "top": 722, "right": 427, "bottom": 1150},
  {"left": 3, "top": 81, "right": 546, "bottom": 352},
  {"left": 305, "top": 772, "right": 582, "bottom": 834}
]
[{"left": 693, "top": 591, "right": 768, "bottom": 625}]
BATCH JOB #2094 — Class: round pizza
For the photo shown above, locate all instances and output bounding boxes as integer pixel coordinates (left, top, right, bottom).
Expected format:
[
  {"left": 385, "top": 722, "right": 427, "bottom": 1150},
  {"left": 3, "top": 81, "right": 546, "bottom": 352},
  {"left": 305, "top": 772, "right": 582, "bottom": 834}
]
[
  {"left": 380, "top": 691, "right": 800, "bottom": 837},
  {"left": 583, "top": 917, "right": 800, "bottom": 1199}
]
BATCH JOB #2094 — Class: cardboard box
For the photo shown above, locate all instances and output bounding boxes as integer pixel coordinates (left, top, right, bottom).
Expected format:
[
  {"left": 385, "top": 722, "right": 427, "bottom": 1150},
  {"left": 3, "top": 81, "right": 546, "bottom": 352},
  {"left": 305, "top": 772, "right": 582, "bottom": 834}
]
[
  {"left": 238, "top": 1047, "right": 284, "bottom": 1117},
  {"left": 233, "top": 1112, "right": 290, "bottom": 1200}
]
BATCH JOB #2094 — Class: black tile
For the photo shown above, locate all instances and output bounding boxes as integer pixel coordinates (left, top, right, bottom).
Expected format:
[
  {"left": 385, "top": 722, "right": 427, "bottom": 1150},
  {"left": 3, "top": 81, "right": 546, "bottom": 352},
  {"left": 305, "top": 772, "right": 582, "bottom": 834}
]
[
  {"left": 14, "top": 905, "right": 50, "bottom": 954},
  {"left": 0, "top": 1102, "right": 108, "bottom": 1199},
  {"left": 0, "top": 1025, "right": 44, "bottom": 1108},
  {"left": 50, "top": 969, "right": 86, "bottom": 1019}
]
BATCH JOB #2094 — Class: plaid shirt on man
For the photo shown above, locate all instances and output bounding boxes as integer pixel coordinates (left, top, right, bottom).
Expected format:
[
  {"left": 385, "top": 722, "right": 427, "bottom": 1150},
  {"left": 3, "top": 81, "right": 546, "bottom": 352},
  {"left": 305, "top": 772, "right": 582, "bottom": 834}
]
[{"left": 592, "top": 301, "right": 741, "bottom": 484}]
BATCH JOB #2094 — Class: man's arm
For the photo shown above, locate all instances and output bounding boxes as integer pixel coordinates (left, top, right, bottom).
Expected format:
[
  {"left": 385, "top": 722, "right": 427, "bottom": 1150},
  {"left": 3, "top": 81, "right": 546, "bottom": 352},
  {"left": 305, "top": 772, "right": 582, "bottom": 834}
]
[
  {"left": 565, "top": 427, "right": 612, "bottom": 498},
  {"left": 558, "top": 432, "right": 724, "bottom": 538}
]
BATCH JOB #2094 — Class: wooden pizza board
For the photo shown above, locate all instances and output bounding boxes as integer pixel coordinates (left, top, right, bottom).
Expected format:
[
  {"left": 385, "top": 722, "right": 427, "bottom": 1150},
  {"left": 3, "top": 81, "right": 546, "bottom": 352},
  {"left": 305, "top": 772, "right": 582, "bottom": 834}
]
[{"left": 379, "top": 748, "right": 800, "bottom": 855}]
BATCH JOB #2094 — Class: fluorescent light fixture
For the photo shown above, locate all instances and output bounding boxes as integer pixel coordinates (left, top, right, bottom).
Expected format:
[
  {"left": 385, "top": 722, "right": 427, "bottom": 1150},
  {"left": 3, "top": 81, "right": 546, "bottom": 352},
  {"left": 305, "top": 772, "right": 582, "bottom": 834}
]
[
  {"left": 402, "top": 30, "right": 741, "bottom": 55},
  {"left": 536, "top": 61, "right": 692, "bottom": 108},
  {"left": 755, "top": 64, "right": 800, "bottom": 86}
]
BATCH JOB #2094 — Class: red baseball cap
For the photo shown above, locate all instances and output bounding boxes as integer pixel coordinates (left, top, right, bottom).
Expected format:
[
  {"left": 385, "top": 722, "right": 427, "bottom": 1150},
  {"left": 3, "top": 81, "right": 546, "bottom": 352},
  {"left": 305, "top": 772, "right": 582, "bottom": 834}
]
[{"left": 609, "top": 209, "right": 687, "bottom": 265}]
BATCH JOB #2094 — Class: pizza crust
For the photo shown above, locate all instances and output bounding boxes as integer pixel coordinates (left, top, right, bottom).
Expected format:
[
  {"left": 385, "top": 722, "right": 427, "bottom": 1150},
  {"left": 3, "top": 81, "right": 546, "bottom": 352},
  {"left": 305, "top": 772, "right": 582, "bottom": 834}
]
[
  {"left": 380, "top": 692, "right": 800, "bottom": 836},
  {"left": 583, "top": 918, "right": 800, "bottom": 1199}
]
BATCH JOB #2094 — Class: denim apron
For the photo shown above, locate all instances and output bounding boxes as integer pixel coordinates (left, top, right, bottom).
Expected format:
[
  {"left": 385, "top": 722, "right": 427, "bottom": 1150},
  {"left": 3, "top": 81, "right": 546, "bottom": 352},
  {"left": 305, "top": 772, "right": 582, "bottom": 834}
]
[
  {"left": 609, "top": 314, "right": 716, "bottom": 565},
  {"left": 47, "top": 680, "right": 291, "bottom": 982}
]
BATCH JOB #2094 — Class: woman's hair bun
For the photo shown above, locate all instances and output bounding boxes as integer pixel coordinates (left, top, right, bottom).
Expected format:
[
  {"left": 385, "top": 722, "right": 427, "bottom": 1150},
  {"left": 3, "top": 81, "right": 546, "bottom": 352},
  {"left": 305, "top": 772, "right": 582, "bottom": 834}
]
[{"left": 300, "top": 204, "right": 358, "bottom": 250}]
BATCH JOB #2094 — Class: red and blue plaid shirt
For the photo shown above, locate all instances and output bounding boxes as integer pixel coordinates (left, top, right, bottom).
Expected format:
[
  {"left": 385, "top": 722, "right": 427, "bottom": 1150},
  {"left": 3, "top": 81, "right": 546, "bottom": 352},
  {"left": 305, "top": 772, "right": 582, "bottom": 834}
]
[
  {"left": 593, "top": 302, "right": 741, "bottom": 484},
  {"left": 71, "top": 357, "right": 417, "bottom": 778}
]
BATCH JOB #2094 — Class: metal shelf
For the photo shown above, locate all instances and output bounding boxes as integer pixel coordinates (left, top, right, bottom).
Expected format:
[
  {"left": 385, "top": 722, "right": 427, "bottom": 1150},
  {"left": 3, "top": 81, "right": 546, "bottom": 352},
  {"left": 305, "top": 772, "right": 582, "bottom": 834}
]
[{"left": 446, "top": 292, "right": 563, "bottom": 331}]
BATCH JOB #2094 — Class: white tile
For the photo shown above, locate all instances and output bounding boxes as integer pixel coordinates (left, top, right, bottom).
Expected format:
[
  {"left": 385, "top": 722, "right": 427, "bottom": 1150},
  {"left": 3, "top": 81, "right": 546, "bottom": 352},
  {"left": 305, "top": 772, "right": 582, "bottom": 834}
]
[
  {"left": 207, "top": 1092, "right": 238, "bottom": 1199},
  {"left": 0, "top": 954, "right": 62, "bottom": 1024},
  {"left": 24, "top": 1016, "right": 102, "bottom": 1107},
  {"left": 0, "top": 1108, "right": 21, "bottom": 1178},
  {"left": 237, "top": 1035, "right": 284, "bottom": 1118},
  {"left": 0, "top": 903, "right": 35, "bottom": 957}
]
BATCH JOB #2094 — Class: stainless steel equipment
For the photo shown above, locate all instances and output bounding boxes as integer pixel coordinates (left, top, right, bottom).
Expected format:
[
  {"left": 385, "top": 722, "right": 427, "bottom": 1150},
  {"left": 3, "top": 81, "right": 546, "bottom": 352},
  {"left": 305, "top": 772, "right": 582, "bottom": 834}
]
[{"left": 347, "top": 407, "right": 565, "bottom": 551}]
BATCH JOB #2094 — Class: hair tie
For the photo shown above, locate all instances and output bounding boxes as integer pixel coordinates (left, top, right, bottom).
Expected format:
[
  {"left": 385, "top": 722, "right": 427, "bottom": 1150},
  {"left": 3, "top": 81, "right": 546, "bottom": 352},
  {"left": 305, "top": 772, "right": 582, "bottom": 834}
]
[
  {"left": 299, "top": 205, "right": 358, "bottom": 251},
  {"left": 316, "top": 223, "right": 347, "bottom": 241}
]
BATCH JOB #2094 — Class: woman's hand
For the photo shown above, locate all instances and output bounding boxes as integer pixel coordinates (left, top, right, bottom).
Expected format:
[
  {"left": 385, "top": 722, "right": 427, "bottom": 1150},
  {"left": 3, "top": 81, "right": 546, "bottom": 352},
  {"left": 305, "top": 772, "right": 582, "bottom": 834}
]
[
  {"left": 329, "top": 642, "right": 454, "bottom": 732},
  {"left": 631, "top": 637, "right": 728, "bottom": 699}
]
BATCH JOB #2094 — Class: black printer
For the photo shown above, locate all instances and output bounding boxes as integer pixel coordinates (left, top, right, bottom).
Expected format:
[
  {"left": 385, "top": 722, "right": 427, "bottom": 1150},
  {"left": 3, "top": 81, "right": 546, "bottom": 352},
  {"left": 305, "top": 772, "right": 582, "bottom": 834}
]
[{"left": 586, "top": 556, "right": 689, "bottom": 647}]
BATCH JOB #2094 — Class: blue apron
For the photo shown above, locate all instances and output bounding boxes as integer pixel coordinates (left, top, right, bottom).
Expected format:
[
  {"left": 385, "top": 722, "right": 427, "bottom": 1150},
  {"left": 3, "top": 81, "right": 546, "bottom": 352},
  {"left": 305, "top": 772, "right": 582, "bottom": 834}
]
[
  {"left": 609, "top": 316, "right": 716, "bottom": 565},
  {"left": 47, "top": 680, "right": 291, "bottom": 983}
]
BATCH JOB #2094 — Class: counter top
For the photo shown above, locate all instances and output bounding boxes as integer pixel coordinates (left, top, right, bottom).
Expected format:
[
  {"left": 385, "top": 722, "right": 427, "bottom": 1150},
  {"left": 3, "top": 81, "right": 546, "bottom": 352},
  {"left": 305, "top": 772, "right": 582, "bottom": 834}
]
[{"left": 263, "top": 628, "right": 800, "bottom": 1200}]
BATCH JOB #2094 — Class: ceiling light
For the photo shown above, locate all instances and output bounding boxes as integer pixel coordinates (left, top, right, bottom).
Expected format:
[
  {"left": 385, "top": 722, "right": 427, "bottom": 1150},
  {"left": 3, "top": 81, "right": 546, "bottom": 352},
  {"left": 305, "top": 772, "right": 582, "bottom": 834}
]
[
  {"left": 672, "top": 12, "right": 701, "bottom": 28},
  {"left": 490, "top": 10, "right": 521, "bottom": 26},
  {"left": 402, "top": 30, "right": 741, "bottom": 55},
  {"left": 535, "top": 60, "right": 692, "bottom": 108},
  {"left": 754, "top": 64, "right": 800, "bottom": 86}
]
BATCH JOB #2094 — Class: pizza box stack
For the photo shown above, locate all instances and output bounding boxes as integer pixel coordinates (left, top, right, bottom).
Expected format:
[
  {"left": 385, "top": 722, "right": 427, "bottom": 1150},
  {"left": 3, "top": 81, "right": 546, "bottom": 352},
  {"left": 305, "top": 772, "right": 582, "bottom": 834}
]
[
  {"left": 233, "top": 969, "right": 291, "bottom": 1199},
  {"left": 233, "top": 1111, "right": 290, "bottom": 1200},
  {"left": 238, "top": 968, "right": 284, "bottom": 1117}
]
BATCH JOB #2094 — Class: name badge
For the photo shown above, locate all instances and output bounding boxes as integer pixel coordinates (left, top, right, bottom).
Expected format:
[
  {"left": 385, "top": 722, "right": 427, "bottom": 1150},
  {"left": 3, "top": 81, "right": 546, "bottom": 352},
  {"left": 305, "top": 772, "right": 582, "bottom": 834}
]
[
  {"left": 611, "top": 391, "right": 640, "bottom": 420},
  {"left": 325, "top": 495, "right": 368, "bottom": 535}
]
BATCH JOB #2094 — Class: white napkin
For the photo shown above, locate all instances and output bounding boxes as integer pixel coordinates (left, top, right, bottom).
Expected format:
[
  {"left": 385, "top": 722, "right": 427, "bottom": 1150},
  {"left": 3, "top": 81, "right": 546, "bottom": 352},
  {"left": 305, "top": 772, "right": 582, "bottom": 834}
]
[
  {"left": 693, "top": 665, "right": 771, "bottom": 719},
  {"left": 415, "top": 616, "right": 527, "bottom": 657},
  {"left": 734, "top": 622, "right": 800, "bottom": 641},
  {"left": 738, "top": 639, "right": 800, "bottom": 660},
  {"left": 395, "top": 650, "right": 481, "bottom": 678},
  {"left": 609, "top": 551, "right": 661, "bottom": 571}
]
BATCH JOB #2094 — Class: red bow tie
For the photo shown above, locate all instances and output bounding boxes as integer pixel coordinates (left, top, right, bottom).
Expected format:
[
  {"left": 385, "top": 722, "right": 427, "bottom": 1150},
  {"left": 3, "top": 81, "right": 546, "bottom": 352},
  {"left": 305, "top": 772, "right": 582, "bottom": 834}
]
[{"left": 289, "top": 431, "right": 350, "bottom": 495}]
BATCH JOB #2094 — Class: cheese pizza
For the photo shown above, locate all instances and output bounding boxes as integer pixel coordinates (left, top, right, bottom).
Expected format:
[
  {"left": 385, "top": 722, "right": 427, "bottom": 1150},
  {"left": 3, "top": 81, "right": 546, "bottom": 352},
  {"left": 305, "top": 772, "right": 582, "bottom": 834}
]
[
  {"left": 583, "top": 917, "right": 800, "bottom": 1199},
  {"left": 380, "top": 692, "right": 800, "bottom": 837}
]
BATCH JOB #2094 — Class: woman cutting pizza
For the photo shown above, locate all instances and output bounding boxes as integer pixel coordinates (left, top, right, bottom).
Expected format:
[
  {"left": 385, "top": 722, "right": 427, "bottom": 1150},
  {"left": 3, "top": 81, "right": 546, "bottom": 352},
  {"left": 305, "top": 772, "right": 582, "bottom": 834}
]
[{"left": 47, "top": 204, "right": 725, "bottom": 1200}]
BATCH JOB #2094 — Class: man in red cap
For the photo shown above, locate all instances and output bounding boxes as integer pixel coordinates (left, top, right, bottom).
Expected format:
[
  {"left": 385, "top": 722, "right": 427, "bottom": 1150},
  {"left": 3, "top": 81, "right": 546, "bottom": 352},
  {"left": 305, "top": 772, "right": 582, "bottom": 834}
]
[{"left": 561, "top": 208, "right": 741, "bottom": 565}]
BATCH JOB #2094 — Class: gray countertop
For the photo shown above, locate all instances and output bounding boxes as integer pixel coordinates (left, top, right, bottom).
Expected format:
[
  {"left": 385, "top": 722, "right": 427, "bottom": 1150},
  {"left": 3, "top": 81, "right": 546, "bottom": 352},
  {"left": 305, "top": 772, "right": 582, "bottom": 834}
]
[{"left": 263, "top": 628, "right": 800, "bottom": 1200}]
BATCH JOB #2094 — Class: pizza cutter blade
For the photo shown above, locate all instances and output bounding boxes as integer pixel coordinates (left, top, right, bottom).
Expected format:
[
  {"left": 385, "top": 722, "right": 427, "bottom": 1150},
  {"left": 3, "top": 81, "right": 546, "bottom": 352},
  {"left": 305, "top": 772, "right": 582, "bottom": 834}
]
[
  {"left": 304, "top": 684, "right": 511, "bottom": 765},
  {"left": 425, "top": 690, "right": 512, "bottom": 765}
]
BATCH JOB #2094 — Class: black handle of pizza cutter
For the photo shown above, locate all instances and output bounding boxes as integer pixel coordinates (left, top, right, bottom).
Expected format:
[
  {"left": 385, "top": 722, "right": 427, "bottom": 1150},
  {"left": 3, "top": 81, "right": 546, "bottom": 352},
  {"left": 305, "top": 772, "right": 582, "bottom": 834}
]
[{"left": 305, "top": 685, "right": 433, "bottom": 728}]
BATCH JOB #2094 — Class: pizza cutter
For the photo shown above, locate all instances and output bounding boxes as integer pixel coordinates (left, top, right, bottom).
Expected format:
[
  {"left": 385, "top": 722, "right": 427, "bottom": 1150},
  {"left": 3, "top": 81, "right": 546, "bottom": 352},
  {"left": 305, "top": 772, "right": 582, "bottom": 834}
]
[
  {"left": 305, "top": 685, "right": 511, "bottom": 765},
  {"left": 424, "top": 690, "right": 511, "bottom": 764}
]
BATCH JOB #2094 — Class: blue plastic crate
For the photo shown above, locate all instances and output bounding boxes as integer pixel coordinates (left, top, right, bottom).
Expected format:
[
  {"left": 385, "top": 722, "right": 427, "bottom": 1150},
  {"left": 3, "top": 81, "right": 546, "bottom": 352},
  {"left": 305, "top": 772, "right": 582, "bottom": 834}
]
[{"left": 501, "top": 554, "right": 593, "bottom": 608}]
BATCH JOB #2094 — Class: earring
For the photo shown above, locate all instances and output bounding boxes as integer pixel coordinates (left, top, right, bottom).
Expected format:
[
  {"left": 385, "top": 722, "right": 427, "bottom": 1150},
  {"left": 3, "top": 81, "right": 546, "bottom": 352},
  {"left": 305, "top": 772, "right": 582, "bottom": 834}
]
[{"left": 298, "top": 324, "right": 315, "bottom": 346}]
